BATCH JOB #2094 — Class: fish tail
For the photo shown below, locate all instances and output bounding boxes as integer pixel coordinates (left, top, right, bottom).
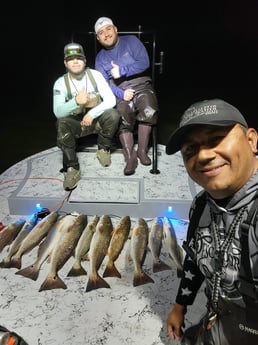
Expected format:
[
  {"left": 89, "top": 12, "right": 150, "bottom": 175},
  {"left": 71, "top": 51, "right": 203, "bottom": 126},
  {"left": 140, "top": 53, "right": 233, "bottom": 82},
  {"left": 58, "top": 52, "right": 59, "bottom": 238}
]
[
  {"left": 103, "top": 261, "right": 121, "bottom": 278},
  {"left": 133, "top": 270, "right": 154, "bottom": 287},
  {"left": 153, "top": 259, "right": 172, "bottom": 273},
  {"left": 15, "top": 264, "right": 40, "bottom": 281},
  {"left": 67, "top": 264, "right": 87, "bottom": 277},
  {"left": 85, "top": 274, "right": 111, "bottom": 292},
  {"left": 81, "top": 253, "right": 90, "bottom": 261},
  {"left": 39, "top": 273, "right": 67, "bottom": 292}
]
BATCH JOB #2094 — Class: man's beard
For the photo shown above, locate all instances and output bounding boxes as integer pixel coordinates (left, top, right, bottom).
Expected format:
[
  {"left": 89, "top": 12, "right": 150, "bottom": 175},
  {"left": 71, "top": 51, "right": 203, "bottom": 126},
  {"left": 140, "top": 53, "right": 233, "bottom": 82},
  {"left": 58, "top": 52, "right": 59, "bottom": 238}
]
[
  {"left": 103, "top": 36, "right": 119, "bottom": 50},
  {"left": 68, "top": 69, "right": 85, "bottom": 79}
]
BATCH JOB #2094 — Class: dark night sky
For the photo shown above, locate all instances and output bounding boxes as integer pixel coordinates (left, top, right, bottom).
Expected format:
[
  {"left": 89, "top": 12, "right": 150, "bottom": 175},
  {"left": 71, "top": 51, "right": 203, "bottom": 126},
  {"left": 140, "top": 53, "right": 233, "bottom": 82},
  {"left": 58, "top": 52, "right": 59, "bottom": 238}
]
[
  {"left": 1, "top": 0, "right": 258, "bottom": 171},
  {"left": 4, "top": 1, "right": 258, "bottom": 117}
]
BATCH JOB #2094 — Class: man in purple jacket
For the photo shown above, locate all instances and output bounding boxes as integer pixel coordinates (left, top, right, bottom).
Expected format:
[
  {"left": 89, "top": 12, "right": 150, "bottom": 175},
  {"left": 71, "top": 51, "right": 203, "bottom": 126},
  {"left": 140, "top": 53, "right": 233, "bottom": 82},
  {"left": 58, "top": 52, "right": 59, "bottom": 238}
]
[{"left": 94, "top": 17, "right": 159, "bottom": 175}]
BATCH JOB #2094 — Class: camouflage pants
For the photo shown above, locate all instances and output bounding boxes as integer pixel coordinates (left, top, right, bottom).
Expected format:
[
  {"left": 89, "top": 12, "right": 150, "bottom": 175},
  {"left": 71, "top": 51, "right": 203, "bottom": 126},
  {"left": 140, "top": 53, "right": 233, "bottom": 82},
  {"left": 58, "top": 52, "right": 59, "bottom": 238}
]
[{"left": 56, "top": 108, "right": 120, "bottom": 170}]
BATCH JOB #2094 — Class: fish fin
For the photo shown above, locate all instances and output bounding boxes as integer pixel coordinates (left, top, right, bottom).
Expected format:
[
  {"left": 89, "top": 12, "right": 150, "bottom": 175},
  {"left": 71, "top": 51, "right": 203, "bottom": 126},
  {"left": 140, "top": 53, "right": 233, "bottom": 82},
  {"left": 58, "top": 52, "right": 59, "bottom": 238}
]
[
  {"left": 140, "top": 249, "right": 148, "bottom": 266},
  {"left": 46, "top": 255, "right": 52, "bottom": 264},
  {"left": 133, "top": 271, "right": 154, "bottom": 287},
  {"left": 39, "top": 274, "right": 67, "bottom": 291},
  {"left": 153, "top": 259, "right": 171, "bottom": 273},
  {"left": 0, "top": 260, "right": 11, "bottom": 268},
  {"left": 85, "top": 274, "right": 111, "bottom": 292},
  {"left": 103, "top": 262, "right": 121, "bottom": 278},
  {"left": 81, "top": 253, "right": 90, "bottom": 261},
  {"left": 67, "top": 264, "right": 87, "bottom": 277},
  {"left": 176, "top": 244, "right": 184, "bottom": 270},
  {"left": 169, "top": 254, "right": 183, "bottom": 271},
  {"left": 15, "top": 264, "right": 40, "bottom": 281},
  {"left": 178, "top": 244, "right": 184, "bottom": 261},
  {"left": 9, "top": 257, "right": 22, "bottom": 270},
  {"left": 177, "top": 268, "right": 184, "bottom": 278}
]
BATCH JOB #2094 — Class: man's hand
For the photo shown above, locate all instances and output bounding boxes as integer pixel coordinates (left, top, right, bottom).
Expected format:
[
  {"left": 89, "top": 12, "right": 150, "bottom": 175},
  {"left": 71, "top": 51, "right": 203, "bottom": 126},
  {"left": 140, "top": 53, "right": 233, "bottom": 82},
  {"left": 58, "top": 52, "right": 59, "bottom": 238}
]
[
  {"left": 167, "top": 304, "right": 186, "bottom": 340},
  {"left": 110, "top": 61, "right": 120, "bottom": 79},
  {"left": 75, "top": 87, "right": 88, "bottom": 106},
  {"left": 81, "top": 113, "right": 93, "bottom": 126},
  {"left": 124, "top": 88, "right": 135, "bottom": 101}
]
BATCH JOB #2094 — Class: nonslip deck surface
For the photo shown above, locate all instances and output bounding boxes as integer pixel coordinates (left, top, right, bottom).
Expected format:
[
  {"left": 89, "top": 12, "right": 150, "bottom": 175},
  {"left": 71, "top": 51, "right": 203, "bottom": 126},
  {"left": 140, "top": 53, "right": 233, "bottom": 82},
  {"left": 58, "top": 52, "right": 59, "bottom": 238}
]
[{"left": 0, "top": 145, "right": 206, "bottom": 345}]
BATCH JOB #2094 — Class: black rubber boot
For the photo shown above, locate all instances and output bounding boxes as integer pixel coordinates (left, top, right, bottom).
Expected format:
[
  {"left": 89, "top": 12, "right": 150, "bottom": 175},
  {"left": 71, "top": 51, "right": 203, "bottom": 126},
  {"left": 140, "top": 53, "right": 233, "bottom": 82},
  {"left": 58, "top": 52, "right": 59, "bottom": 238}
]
[
  {"left": 137, "top": 124, "right": 152, "bottom": 165},
  {"left": 119, "top": 132, "right": 138, "bottom": 175}
]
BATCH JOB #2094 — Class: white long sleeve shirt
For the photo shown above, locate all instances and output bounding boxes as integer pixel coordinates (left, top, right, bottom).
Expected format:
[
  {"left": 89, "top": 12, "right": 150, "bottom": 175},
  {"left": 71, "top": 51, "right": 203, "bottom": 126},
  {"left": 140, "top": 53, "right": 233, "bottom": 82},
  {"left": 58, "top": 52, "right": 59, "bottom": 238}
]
[{"left": 53, "top": 68, "right": 116, "bottom": 120}]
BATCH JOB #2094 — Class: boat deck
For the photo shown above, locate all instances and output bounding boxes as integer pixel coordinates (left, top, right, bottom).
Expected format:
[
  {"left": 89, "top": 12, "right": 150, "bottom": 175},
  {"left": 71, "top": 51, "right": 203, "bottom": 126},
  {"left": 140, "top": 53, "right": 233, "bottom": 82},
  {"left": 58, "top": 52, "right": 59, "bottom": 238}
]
[{"left": 0, "top": 145, "right": 206, "bottom": 345}]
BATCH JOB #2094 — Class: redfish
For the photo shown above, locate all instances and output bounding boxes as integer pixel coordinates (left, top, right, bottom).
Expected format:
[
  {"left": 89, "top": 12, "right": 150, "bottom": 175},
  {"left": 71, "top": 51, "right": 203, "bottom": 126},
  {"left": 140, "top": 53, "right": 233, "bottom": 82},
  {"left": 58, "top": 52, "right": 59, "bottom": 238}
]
[
  {"left": 0, "top": 218, "right": 26, "bottom": 254},
  {"left": 103, "top": 215, "right": 131, "bottom": 278},
  {"left": 9, "top": 211, "right": 59, "bottom": 269},
  {"left": 39, "top": 213, "right": 87, "bottom": 291},
  {"left": 15, "top": 214, "right": 75, "bottom": 281},
  {"left": 130, "top": 218, "right": 154, "bottom": 287},
  {"left": 148, "top": 217, "right": 171, "bottom": 273},
  {"left": 163, "top": 216, "right": 183, "bottom": 273},
  {"left": 67, "top": 215, "right": 99, "bottom": 277},
  {"left": 86, "top": 215, "right": 113, "bottom": 292}
]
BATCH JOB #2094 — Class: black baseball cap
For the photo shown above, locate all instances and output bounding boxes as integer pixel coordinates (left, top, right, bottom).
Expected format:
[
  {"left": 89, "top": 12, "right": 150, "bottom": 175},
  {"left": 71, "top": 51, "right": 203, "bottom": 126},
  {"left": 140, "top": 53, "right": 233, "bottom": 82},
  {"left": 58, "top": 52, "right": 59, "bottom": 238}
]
[{"left": 166, "top": 99, "right": 248, "bottom": 155}]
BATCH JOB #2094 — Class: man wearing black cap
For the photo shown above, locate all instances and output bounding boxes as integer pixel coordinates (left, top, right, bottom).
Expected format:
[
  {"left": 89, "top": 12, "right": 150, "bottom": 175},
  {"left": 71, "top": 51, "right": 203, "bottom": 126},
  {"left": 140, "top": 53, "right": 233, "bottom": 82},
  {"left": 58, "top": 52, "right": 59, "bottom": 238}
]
[
  {"left": 53, "top": 42, "right": 120, "bottom": 191},
  {"left": 166, "top": 99, "right": 258, "bottom": 344}
]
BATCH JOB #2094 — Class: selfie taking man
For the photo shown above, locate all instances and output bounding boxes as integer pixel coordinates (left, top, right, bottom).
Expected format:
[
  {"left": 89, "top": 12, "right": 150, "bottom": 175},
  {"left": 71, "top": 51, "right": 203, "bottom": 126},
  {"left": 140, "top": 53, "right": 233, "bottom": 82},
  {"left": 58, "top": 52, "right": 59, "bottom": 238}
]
[{"left": 166, "top": 99, "right": 258, "bottom": 345}]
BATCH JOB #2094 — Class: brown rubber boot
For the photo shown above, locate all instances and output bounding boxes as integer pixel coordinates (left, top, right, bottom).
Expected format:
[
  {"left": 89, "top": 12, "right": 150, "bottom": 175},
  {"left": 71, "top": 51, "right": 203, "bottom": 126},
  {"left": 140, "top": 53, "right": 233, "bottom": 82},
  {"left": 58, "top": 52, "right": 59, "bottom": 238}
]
[
  {"left": 119, "top": 132, "right": 138, "bottom": 175},
  {"left": 137, "top": 124, "right": 152, "bottom": 165}
]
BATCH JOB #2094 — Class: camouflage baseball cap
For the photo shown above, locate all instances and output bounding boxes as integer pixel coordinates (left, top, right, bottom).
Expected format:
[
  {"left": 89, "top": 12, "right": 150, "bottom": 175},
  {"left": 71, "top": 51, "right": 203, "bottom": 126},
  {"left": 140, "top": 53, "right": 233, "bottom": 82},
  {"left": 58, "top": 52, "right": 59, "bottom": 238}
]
[{"left": 64, "top": 43, "right": 85, "bottom": 60}]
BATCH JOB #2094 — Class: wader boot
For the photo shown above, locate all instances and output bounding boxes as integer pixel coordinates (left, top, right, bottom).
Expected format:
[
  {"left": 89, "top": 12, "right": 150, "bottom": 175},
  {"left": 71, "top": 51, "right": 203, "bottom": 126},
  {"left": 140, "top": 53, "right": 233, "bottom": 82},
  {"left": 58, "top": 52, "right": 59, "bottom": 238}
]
[
  {"left": 56, "top": 118, "right": 81, "bottom": 190},
  {"left": 137, "top": 124, "right": 152, "bottom": 165},
  {"left": 119, "top": 132, "right": 138, "bottom": 175}
]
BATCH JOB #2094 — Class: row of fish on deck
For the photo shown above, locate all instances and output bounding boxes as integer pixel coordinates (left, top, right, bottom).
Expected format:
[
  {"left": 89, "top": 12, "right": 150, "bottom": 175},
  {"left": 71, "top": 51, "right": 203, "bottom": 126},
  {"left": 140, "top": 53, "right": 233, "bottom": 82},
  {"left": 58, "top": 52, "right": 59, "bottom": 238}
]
[{"left": 0, "top": 211, "right": 184, "bottom": 292}]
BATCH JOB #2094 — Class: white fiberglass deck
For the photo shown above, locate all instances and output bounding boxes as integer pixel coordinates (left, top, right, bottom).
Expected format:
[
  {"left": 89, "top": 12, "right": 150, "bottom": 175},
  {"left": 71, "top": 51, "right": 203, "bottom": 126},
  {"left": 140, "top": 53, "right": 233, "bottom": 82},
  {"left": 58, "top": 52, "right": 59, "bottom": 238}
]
[{"left": 0, "top": 144, "right": 206, "bottom": 345}]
